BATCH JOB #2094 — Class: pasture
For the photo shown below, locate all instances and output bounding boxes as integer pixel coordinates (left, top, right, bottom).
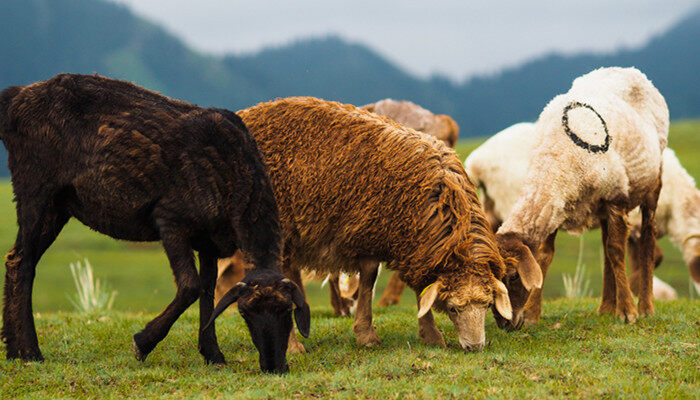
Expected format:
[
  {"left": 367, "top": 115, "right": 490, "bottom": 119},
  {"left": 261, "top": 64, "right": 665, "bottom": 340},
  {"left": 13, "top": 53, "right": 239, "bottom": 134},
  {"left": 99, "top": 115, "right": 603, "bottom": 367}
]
[{"left": 1, "top": 120, "right": 699, "bottom": 398}]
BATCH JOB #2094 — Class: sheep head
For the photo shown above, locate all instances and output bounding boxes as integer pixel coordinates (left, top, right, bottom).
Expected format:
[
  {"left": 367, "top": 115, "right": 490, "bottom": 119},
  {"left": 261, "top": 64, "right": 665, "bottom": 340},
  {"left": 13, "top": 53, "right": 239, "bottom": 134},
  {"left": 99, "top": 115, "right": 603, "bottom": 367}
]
[
  {"left": 417, "top": 274, "right": 512, "bottom": 352},
  {"left": 205, "top": 269, "right": 310, "bottom": 374},
  {"left": 494, "top": 232, "right": 542, "bottom": 331}
]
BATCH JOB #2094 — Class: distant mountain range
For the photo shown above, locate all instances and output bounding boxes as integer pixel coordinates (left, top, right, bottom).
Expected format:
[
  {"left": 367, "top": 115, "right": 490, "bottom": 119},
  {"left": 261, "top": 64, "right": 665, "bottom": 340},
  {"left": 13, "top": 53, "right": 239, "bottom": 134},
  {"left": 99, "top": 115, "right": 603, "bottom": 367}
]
[{"left": 1, "top": 0, "right": 698, "bottom": 177}]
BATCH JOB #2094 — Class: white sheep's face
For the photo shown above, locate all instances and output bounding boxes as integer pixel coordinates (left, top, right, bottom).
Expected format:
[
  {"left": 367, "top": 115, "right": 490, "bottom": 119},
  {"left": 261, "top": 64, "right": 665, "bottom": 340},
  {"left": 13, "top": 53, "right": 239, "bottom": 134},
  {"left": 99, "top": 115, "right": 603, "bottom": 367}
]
[{"left": 418, "top": 277, "right": 512, "bottom": 351}]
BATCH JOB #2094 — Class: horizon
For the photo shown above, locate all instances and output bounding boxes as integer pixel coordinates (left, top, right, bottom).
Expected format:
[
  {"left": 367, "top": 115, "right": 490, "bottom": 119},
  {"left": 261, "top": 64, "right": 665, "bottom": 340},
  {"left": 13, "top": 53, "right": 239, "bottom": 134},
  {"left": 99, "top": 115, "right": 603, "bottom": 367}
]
[{"left": 110, "top": 0, "right": 699, "bottom": 81}]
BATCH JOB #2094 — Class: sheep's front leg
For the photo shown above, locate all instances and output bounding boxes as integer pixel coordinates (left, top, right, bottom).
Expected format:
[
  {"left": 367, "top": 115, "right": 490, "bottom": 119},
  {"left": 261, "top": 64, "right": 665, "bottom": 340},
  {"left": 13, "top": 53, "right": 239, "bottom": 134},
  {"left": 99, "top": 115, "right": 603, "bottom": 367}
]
[
  {"left": 352, "top": 261, "right": 381, "bottom": 346},
  {"left": 523, "top": 230, "right": 557, "bottom": 324},
  {"left": 198, "top": 251, "right": 226, "bottom": 364},
  {"left": 598, "top": 204, "right": 638, "bottom": 323},
  {"left": 133, "top": 222, "right": 200, "bottom": 361},
  {"left": 414, "top": 290, "right": 446, "bottom": 347}
]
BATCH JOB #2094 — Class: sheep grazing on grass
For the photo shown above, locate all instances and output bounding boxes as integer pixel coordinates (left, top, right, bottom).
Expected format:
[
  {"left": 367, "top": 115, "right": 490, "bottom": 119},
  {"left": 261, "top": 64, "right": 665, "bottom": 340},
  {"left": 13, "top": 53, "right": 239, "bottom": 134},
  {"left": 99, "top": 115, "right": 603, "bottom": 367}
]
[
  {"left": 0, "top": 74, "right": 309, "bottom": 374},
  {"left": 465, "top": 67, "right": 669, "bottom": 329},
  {"left": 215, "top": 99, "right": 461, "bottom": 317},
  {"left": 466, "top": 123, "right": 687, "bottom": 303},
  {"left": 209, "top": 97, "right": 514, "bottom": 352}
]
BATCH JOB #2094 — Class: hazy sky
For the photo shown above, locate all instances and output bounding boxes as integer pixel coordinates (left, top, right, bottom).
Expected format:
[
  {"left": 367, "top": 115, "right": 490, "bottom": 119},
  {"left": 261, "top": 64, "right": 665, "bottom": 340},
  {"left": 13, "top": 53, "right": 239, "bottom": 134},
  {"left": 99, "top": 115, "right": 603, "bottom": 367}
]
[{"left": 111, "top": 0, "right": 698, "bottom": 81}]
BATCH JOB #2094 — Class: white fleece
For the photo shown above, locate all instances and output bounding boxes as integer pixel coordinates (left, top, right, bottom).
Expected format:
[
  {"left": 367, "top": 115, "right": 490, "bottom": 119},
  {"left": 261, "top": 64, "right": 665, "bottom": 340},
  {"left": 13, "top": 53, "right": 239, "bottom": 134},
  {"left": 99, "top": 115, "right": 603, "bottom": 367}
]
[{"left": 492, "top": 67, "right": 668, "bottom": 245}]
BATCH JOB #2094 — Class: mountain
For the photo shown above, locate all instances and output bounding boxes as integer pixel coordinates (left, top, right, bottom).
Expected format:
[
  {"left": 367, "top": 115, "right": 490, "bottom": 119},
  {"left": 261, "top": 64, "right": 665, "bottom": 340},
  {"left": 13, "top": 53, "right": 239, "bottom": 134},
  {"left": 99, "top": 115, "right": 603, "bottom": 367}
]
[{"left": 0, "top": 0, "right": 699, "bottom": 177}]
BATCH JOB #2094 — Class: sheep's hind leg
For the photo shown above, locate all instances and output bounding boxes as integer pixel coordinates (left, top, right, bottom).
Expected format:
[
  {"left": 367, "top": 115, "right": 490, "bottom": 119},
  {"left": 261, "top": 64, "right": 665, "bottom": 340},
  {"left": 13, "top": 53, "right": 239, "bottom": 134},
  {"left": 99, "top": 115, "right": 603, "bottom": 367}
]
[
  {"left": 198, "top": 251, "right": 226, "bottom": 364},
  {"left": 637, "top": 184, "right": 661, "bottom": 316},
  {"left": 524, "top": 230, "right": 557, "bottom": 325},
  {"left": 3, "top": 200, "right": 69, "bottom": 361},
  {"left": 599, "top": 204, "right": 638, "bottom": 323},
  {"left": 414, "top": 289, "right": 445, "bottom": 347},
  {"left": 377, "top": 271, "right": 406, "bottom": 307},
  {"left": 353, "top": 261, "right": 381, "bottom": 347},
  {"left": 133, "top": 223, "right": 200, "bottom": 361}
]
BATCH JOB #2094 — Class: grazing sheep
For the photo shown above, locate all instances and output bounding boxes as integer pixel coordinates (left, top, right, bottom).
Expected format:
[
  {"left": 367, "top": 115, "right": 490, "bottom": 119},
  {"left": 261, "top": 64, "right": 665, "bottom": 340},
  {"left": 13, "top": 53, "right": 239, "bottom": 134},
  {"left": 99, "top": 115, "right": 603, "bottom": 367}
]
[
  {"left": 466, "top": 67, "right": 669, "bottom": 329},
  {"left": 0, "top": 74, "right": 309, "bottom": 374},
  {"left": 209, "top": 97, "right": 515, "bottom": 353},
  {"left": 466, "top": 122, "right": 700, "bottom": 299},
  {"left": 216, "top": 99, "right": 461, "bottom": 316}
]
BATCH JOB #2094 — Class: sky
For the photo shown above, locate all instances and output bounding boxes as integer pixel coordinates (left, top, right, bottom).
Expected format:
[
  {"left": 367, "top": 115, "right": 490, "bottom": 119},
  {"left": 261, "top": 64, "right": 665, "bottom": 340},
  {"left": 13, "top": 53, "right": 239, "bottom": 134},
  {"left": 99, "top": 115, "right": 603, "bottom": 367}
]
[{"left": 110, "top": 0, "right": 699, "bottom": 81}]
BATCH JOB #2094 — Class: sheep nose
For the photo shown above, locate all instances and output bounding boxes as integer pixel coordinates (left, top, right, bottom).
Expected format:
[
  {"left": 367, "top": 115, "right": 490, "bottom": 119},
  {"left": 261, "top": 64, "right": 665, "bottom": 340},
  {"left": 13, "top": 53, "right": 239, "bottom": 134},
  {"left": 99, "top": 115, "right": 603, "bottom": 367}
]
[{"left": 462, "top": 341, "right": 485, "bottom": 352}]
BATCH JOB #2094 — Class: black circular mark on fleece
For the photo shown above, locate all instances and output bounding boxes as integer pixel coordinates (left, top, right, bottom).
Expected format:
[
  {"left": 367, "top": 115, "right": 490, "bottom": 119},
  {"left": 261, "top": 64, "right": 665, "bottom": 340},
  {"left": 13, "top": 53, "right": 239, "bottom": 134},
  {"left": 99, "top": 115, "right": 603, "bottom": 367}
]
[{"left": 562, "top": 101, "right": 610, "bottom": 153}]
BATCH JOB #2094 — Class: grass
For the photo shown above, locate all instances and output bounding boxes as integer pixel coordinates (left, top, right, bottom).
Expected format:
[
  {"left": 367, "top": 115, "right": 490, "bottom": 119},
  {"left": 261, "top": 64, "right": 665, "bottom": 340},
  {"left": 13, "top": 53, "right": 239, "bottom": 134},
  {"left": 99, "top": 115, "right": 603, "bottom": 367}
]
[
  {"left": 0, "top": 120, "right": 699, "bottom": 398},
  {"left": 0, "top": 301, "right": 697, "bottom": 399}
]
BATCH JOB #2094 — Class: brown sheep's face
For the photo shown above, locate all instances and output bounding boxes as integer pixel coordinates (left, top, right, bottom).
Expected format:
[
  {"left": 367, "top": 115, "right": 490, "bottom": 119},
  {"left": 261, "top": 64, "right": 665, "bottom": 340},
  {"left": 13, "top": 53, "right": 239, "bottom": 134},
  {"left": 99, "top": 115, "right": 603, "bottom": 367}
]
[
  {"left": 494, "top": 233, "right": 543, "bottom": 330},
  {"left": 205, "top": 270, "right": 310, "bottom": 374},
  {"left": 418, "top": 276, "right": 511, "bottom": 351}
]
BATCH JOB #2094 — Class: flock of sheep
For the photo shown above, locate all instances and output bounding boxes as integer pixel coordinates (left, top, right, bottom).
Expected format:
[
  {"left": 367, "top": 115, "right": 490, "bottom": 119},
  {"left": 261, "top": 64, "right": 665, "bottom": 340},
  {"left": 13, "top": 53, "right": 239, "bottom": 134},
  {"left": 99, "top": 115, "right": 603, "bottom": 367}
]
[{"left": 0, "top": 67, "right": 697, "bottom": 374}]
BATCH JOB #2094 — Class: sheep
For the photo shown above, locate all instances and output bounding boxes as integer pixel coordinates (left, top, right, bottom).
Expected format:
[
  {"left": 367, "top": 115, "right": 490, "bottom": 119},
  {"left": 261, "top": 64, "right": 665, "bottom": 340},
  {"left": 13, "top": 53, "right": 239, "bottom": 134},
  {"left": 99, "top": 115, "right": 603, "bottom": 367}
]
[
  {"left": 465, "top": 67, "right": 669, "bottom": 329},
  {"left": 215, "top": 99, "right": 461, "bottom": 316},
  {"left": 465, "top": 123, "right": 687, "bottom": 305},
  {"left": 208, "top": 97, "right": 516, "bottom": 353},
  {"left": 361, "top": 99, "right": 460, "bottom": 147},
  {"left": 0, "top": 74, "right": 309, "bottom": 374}
]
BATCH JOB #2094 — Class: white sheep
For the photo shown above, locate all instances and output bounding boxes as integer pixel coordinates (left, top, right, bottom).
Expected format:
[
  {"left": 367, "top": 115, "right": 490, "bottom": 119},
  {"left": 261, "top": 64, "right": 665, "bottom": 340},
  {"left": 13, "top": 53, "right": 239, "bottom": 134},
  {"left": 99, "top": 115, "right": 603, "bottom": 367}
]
[
  {"left": 467, "top": 122, "right": 700, "bottom": 301},
  {"left": 470, "top": 67, "right": 669, "bottom": 329}
]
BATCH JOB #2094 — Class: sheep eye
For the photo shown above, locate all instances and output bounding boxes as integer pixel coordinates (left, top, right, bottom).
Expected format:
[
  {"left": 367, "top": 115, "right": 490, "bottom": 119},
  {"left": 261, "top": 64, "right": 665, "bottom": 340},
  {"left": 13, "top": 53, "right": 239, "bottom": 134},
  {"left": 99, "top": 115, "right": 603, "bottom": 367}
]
[{"left": 448, "top": 306, "right": 458, "bottom": 314}]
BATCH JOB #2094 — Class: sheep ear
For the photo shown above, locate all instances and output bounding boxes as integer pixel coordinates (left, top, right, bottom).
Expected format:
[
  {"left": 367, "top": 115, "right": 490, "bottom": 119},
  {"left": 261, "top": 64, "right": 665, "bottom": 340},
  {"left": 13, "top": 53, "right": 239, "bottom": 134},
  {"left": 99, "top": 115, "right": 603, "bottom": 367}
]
[
  {"left": 204, "top": 282, "right": 247, "bottom": 331},
  {"left": 417, "top": 282, "right": 441, "bottom": 318},
  {"left": 288, "top": 281, "right": 311, "bottom": 338},
  {"left": 516, "top": 246, "right": 543, "bottom": 291},
  {"left": 361, "top": 103, "right": 376, "bottom": 112},
  {"left": 494, "top": 280, "right": 512, "bottom": 320}
]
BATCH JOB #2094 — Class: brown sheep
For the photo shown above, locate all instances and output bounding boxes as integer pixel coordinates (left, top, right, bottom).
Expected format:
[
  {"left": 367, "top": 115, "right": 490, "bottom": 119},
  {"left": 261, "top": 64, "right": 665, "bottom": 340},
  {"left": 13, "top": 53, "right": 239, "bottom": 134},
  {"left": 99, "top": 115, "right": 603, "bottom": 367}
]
[
  {"left": 215, "top": 99, "right": 461, "bottom": 315},
  {"left": 0, "top": 74, "right": 309, "bottom": 374},
  {"left": 208, "top": 97, "right": 515, "bottom": 352}
]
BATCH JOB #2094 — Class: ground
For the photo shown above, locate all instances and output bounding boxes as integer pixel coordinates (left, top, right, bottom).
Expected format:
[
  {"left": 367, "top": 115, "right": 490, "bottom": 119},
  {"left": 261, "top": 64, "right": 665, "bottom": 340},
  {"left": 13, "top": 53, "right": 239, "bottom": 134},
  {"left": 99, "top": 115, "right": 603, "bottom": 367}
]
[{"left": 0, "top": 120, "right": 698, "bottom": 398}]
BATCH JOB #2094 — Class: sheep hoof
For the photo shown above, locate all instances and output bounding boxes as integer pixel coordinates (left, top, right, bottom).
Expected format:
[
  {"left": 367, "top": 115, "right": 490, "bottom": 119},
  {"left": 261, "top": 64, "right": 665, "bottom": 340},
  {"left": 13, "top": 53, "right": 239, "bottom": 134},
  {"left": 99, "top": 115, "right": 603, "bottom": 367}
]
[
  {"left": 637, "top": 302, "right": 655, "bottom": 317},
  {"left": 616, "top": 306, "right": 639, "bottom": 324},
  {"left": 356, "top": 329, "right": 381, "bottom": 347},
  {"left": 597, "top": 302, "right": 616, "bottom": 315},
  {"left": 132, "top": 338, "right": 148, "bottom": 362},
  {"left": 420, "top": 331, "right": 446, "bottom": 348}
]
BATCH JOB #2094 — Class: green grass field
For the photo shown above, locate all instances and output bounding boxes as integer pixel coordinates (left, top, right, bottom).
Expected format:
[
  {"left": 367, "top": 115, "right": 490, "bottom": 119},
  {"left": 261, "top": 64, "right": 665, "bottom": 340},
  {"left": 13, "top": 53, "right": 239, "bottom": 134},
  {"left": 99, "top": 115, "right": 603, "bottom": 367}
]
[{"left": 0, "top": 120, "right": 698, "bottom": 398}]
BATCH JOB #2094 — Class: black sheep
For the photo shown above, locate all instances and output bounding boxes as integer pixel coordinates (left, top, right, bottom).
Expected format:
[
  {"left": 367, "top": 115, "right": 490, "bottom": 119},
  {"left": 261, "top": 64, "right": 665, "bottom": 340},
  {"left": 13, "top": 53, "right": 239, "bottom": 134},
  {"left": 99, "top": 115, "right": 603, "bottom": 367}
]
[{"left": 0, "top": 74, "right": 309, "bottom": 373}]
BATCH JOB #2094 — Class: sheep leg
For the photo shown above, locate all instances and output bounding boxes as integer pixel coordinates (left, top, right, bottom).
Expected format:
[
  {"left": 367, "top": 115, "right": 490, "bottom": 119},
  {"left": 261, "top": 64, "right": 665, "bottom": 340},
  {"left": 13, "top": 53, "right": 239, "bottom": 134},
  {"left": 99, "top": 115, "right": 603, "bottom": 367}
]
[
  {"left": 414, "top": 290, "right": 446, "bottom": 347},
  {"left": 598, "top": 217, "right": 617, "bottom": 314},
  {"left": 599, "top": 204, "right": 638, "bottom": 323},
  {"left": 353, "top": 261, "right": 381, "bottom": 347},
  {"left": 3, "top": 201, "right": 69, "bottom": 361},
  {"left": 377, "top": 272, "right": 406, "bottom": 307},
  {"left": 198, "top": 251, "right": 226, "bottom": 364},
  {"left": 627, "top": 232, "right": 663, "bottom": 297},
  {"left": 133, "top": 225, "right": 200, "bottom": 361},
  {"left": 637, "top": 185, "right": 660, "bottom": 316},
  {"left": 282, "top": 262, "right": 306, "bottom": 354},
  {"left": 523, "top": 230, "right": 557, "bottom": 324},
  {"left": 328, "top": 274, "right": 352, "bottom": 317}
]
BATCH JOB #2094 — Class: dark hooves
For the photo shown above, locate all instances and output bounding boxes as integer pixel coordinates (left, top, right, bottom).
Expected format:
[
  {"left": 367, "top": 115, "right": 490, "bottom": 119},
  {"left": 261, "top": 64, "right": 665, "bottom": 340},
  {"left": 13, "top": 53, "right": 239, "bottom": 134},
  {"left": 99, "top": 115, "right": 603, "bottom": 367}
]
[{"left": 132, "top": 336, "right": 149, "bottom": 362}]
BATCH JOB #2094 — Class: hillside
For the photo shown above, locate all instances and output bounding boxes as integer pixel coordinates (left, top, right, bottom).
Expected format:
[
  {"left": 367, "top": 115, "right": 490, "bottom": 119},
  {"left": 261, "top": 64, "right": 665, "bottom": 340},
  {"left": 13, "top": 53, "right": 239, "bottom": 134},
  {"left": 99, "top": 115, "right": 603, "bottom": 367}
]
[{"left": 0, "top": 0, "right": 699, "bottom": 176}]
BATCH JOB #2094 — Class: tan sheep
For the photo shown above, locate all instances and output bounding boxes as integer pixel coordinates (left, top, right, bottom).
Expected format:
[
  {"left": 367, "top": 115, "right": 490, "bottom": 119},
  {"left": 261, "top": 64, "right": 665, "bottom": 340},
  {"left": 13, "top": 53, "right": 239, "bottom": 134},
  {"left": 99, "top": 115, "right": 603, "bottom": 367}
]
[{"left": 210, "top": 97, "right": 515, "bottom": 353}]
